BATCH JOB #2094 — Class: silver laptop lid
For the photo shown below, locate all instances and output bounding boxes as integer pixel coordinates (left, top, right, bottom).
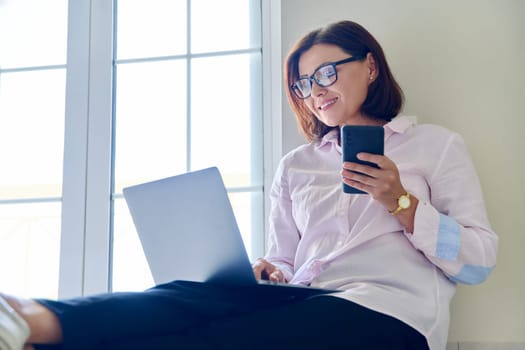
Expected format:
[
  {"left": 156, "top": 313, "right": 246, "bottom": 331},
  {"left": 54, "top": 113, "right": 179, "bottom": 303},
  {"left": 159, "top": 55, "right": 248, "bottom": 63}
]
[{"left": 122, "top": 167, "right": 257, "bottom": 286}]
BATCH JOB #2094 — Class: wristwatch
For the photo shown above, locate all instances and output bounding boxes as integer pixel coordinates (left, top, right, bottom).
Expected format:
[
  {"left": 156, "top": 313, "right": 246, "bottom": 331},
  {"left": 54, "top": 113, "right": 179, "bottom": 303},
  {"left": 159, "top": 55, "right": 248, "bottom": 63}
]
[{"left": 390, "top": 192, "right": 411, "bottom": 215}]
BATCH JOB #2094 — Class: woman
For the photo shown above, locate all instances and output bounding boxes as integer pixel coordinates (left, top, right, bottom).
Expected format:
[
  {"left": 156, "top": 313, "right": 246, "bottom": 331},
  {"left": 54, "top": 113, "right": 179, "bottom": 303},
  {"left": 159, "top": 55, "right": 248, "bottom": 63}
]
[{"left": 0, "top": 20, "right": 497, "bottom": 350}]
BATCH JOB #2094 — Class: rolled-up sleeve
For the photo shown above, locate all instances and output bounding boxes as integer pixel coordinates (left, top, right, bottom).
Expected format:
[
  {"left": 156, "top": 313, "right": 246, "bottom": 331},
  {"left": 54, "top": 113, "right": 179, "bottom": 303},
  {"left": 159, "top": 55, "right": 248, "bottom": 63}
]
[{"left": 406, "top": 133, "right": 498, "bottom": 285}]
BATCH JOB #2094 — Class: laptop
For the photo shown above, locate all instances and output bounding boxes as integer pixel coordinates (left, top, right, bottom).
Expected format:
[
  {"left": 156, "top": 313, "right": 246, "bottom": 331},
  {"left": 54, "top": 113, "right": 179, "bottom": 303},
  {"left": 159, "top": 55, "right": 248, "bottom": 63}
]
[{"left": 122, "top": 167, "right": 335, "bottom": 297}]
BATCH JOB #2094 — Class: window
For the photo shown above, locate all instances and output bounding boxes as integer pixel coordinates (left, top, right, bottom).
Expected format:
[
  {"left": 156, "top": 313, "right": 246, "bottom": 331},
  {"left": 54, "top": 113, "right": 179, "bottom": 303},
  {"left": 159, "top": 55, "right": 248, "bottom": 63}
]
[
  {"left": 110, "top": 0, "right": 264, "bottom": 292},
  {"left": 0, "top": 0, "right": 68, "bottom": 299},
  {"left": 0, "top": 0, "right": 279, "bottom": 298}
]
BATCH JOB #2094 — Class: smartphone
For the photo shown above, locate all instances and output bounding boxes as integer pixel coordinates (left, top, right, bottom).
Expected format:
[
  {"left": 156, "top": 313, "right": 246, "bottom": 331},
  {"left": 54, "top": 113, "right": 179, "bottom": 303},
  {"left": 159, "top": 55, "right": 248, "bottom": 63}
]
[{"left": 341, "top": 125, "right": 384, "bottom": 194}]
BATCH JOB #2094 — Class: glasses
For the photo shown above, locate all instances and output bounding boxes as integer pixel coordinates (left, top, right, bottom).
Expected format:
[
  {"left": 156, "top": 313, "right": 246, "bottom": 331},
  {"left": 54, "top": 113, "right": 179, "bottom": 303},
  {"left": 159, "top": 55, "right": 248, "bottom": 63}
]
[{"left": 290, "top": 54, "right": 366, "bottom": 99}]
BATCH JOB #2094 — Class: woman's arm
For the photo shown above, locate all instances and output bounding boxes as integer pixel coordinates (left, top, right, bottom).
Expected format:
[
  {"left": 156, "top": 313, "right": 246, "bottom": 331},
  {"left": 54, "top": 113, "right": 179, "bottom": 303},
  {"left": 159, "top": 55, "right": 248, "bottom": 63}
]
[
  {"left": 405, "top": 133, "right": 498, "bottom": 284},
  {"left": 261, "top": 160, "right": 301, "bottom": 283},
  {"left": 342, "top": 131, "right": 498, "bottom": 285}
]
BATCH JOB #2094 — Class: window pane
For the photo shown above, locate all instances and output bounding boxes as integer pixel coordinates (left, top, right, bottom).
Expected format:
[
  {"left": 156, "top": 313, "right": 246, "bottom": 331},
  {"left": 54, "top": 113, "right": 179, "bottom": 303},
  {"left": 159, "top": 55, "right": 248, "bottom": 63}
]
[
  {"left": 0, "top": 70, "right": 66, "bottom": 200},
  {"left": 191, "top": 54, "right": 258, "bottom": 187},
  {"left": 229, "top": 191, "right": 263, "bottom": 262},
  {"left": 0, "top": 0, "right": 68, "bottom": 68},
  {"left": 114, "top": 60, "right": 187, "bottom": 193},
  {"left": 0, "top": 202, "right": 61, "bottom": 299},
  {"left": 112, "top": 197, "right": 155, "bottom": 292},
  {"left": 116, "top": 0, "right": 187, "bottom": 60},
  {"left": 191, "top": 0, "right": 260, "bottom": 53}
]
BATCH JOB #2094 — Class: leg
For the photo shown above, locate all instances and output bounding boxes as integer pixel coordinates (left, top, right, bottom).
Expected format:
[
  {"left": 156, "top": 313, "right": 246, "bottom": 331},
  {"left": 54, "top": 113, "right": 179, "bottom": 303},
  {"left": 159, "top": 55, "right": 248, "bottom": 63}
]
[
  {"left": 198, "top": 295, "right": 429, "bottom": 350},
  {"left": 96, "top": 295, "right": 429, "bottom": 350},
  {"left": 23, "top": 281, "right": 296, "bottom": 350}
]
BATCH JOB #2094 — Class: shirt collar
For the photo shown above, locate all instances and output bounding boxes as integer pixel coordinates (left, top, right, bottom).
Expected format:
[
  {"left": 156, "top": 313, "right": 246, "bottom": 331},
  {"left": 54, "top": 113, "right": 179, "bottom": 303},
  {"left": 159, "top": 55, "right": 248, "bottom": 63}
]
[
  {"left": 318, "top": 129, "right": 340, "bottom": 149},
  {"left": 384, "top": 115, "right": 417, "bottom": 137}
]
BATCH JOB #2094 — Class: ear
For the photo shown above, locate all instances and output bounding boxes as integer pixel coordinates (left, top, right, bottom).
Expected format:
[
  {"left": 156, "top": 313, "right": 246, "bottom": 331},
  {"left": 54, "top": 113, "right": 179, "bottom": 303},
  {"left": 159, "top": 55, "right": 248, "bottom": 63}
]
[{"left": 366, "top": 53, "right": 378, "bottom": 82}]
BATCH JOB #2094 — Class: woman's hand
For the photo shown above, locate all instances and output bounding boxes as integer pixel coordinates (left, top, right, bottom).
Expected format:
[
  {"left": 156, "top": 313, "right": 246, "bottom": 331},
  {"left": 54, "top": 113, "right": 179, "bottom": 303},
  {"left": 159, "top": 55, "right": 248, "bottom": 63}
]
[
  {"left": 252, "top": 258, "right": 286, "bottom": 283},
  {"left": 342, "top": 152, "right": 404, "bottom": 209},
  {"left": 342, "top": 152, "right": 418, "bottom": 233}
]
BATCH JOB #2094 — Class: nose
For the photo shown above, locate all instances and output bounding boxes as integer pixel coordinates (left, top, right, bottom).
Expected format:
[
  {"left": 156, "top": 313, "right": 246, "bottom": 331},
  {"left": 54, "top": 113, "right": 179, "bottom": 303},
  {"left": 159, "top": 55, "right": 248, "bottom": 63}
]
[{"left": 310, "top": 79, "right": 327, "bottom": 97}]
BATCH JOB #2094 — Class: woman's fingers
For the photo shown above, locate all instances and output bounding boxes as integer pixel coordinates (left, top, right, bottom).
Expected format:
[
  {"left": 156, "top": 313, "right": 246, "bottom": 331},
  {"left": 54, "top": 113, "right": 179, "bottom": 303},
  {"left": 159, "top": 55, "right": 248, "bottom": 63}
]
[
  {"left": 269, "top": 269, "right": 284, "bottom": 283},
  {"left": 251, "top": 258, "right": 268, "bottom": 280},
  {"left": 342, "top": 153, "right": 405, "bottom": 209},
  {"left": 251, "top": 258, "right": 284, "bottom": 282}
]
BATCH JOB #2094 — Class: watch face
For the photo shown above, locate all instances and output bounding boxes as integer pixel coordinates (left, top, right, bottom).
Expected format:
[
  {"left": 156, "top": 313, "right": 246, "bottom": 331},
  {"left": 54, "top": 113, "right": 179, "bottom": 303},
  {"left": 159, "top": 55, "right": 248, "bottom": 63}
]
[{"left": 399, "top": 195, "right": 411, "bottom": 209}]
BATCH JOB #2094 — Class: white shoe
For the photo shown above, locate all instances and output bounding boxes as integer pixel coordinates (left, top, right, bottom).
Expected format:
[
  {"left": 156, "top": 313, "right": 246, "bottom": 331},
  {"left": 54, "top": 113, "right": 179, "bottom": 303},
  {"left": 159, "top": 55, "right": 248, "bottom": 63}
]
[{"left": 0, "top": 295, "right": 30, "bottom": 350}]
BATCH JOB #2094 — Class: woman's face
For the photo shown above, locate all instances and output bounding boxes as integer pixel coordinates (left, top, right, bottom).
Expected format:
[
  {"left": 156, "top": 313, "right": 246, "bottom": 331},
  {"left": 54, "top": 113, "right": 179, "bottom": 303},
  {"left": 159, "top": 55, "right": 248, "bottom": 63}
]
[{"left": 297, "top": 43, "right": 377, "bottom": 127}]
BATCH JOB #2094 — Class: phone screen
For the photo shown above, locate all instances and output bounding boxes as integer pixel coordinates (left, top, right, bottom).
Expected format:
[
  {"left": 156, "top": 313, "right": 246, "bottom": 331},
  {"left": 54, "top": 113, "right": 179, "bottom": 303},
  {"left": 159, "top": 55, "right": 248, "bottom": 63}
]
[{"left": 341, "top": 125, "right": 384, "bottom": 194}]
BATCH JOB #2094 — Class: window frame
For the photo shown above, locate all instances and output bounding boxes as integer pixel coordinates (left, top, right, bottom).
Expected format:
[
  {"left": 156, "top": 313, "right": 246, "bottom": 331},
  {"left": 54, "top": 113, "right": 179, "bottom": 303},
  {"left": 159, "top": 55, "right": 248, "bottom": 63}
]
[{"left": 58, "top": 0, "right": 282, "bottom": 297}]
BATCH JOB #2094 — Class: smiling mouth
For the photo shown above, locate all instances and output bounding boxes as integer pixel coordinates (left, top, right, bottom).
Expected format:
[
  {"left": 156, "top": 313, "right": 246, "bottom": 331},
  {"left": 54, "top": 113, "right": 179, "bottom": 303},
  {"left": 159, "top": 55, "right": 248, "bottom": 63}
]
[{"left": 318, "top": 98, "right": 337, "bottom": 111}]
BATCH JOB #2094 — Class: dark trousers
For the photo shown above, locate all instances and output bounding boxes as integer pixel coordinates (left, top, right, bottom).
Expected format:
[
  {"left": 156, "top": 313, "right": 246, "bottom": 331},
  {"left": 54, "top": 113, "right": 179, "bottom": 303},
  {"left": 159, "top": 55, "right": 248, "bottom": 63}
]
[{"left": 34, "top": 281, "right": 429, "bottom": 350}]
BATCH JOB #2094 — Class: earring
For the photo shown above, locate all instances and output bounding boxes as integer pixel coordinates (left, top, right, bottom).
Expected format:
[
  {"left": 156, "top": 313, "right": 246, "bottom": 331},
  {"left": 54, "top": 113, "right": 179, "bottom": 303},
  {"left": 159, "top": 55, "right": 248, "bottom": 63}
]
[{"left": 370, "top": 76, "right": 374, "bottom": 80}]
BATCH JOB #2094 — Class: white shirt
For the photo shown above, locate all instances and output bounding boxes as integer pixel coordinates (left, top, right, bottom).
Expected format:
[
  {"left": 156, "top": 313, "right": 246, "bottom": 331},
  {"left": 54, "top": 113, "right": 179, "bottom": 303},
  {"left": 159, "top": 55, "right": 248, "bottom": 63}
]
[{"left": 265, "top": 116, "right": 498, "bottom": 350}]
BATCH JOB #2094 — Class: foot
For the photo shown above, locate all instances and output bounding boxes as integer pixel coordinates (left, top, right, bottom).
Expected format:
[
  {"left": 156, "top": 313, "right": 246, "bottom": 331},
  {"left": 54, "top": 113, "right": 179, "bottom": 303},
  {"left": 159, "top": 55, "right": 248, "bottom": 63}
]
[{"left": 0, "top": 295, "right": 30, "bottom": 350}]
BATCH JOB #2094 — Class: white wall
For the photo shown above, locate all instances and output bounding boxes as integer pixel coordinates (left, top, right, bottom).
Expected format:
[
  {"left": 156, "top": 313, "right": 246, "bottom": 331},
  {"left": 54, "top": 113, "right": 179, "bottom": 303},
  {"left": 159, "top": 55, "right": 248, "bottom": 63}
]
[{"left": 279, "top": 0, "right": 525, "bottom": 344}]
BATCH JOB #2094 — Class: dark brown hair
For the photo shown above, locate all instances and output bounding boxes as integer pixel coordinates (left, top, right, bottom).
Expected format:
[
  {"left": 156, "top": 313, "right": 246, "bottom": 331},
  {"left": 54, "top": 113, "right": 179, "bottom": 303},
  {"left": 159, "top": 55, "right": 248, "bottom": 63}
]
[{"left": 284, "top": 20, "right": 404, "bottom": 141}]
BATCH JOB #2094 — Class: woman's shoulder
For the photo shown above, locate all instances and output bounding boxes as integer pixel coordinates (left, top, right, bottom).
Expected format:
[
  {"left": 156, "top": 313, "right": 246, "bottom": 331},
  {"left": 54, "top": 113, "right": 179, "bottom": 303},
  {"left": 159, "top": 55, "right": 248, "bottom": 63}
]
[
  {"left": 416, "top": 124, "right": 466, "bottom": 151},
  {"left": 275, "top": 138, "right": 332, "bottom": 179},
  {"left": 280, "top": 141, "right": 318, "bottom": 164},
  {"left": 415, "top": 122, "right": 457, "bottom": 136}
]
